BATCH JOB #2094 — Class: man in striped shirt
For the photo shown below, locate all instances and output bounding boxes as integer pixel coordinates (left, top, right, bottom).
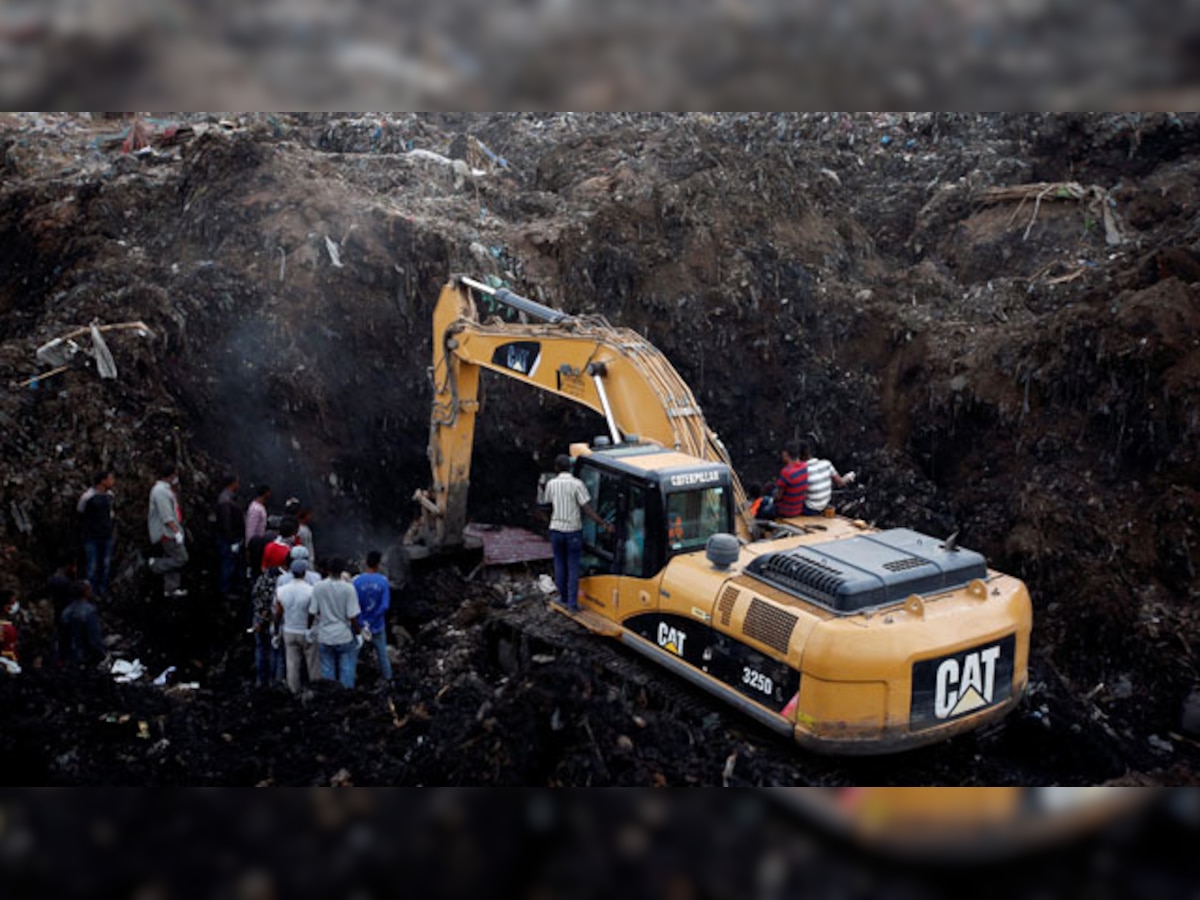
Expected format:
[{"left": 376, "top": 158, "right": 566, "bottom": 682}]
[
  {"left": 800, "top": 440, "right": 856, "bottom": 515},
  {"left": 545, "top": 454, "right": 612, "bottom": 612},
  {"left": 774, "top": 445, "right": 809, "bottom": 517}
]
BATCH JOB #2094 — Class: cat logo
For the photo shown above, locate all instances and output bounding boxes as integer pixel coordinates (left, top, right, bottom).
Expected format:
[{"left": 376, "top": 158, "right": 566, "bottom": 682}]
[
  {"left": 657, "top": 622, "right": 687, "bottom": 657},
  {"left": 935, "top": 644, "right": 1001, "bottom": 719},
  {"left": 491, "top": 341, "right": 541, "bottom": 377}
]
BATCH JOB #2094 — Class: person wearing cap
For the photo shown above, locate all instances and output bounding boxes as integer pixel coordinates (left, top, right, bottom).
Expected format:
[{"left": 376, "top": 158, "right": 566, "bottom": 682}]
[
  {"left": 274, "top": 555, "right": 320, "bottom": 693},
  {"left": 276, "top": 544, "right": 320, "bottom": 588}
]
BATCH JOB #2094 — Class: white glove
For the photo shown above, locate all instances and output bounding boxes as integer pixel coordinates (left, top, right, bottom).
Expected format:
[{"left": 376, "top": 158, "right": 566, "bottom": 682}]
[
  {"left": 360, "top": 623, "right": 373, "bottom": 642},
  {"left": 270, "top": 633, "right": 281, "bottom": 650},
  {"left": 232, "top": 542, "right": 242, "bottom": 554},
  {"left": 843, "top": 471, "right": 857, "bottom": 484},
  {"left": 355, "top": 633, "right": 365, "bottom": 649},
  {"left": 304, "top": 629, "right": 316, "bottom": 645},
  {"left": 173, "top": 530, "right": 185, "bottom": 545}
]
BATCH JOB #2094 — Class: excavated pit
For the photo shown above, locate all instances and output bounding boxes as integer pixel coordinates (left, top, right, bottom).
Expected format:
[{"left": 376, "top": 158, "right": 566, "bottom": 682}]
[{"left": 1, "top": 113, "right": 1200, "bottom": 785}]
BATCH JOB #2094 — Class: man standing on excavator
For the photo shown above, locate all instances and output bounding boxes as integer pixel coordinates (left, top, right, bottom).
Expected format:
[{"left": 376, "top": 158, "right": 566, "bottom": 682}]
[{"left": 545, "top": 454, "right": 612, "bottom": 612}]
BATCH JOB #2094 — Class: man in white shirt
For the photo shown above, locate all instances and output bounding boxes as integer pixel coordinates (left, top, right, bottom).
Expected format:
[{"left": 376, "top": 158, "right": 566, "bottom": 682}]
[
  {"left": 543, "top": 454, "right": 611, "bottom": 612},
  {"left": 307, "top": 556, "right": 362, "bottom": 688},
  {"left": 274, "top": 556, "right": 319, "bottom": 693},
  {"left": 146, "top": 462, "right": 187, "bottom": 597},
  {"left": 801, "top": 440, "right": 856, "bottom": 515}
]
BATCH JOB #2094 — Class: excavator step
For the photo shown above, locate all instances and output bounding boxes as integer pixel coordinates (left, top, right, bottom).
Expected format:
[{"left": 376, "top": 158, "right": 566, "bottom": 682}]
[{"left": 548, "top": 603, "right": 622, "bottom": 636}]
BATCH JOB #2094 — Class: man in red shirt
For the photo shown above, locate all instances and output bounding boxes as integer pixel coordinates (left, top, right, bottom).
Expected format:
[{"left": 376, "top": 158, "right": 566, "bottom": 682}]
[
  {"left": 261, "top": 517, "right": 299, "bottom": 570},
  {"left": 0, "top": 589, "right": 21, "bottom": 674},
  {"left": 774, "top": 444, "right": 809, "bottom": 518}
]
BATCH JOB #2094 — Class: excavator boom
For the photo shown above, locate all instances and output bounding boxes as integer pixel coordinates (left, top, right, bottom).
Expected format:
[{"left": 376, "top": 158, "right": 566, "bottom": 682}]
[{"left": 417, "top": 275, "right": 748, "bottom": 548}]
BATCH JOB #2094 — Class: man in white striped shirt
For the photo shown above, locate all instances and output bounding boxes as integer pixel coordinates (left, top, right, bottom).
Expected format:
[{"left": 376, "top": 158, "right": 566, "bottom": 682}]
[
  {"left": 800, "top": 440, "right": 856, "bottom": 515},
  {"left": 545, "top": 454, "right": 612, "bottom": 611}
]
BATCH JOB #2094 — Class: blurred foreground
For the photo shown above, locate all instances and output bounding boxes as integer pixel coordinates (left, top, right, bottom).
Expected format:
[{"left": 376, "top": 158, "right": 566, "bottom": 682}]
[
  {"left": 2, "top": 0, "right": 1199, "bottom": 108},
  {"left": 1, "top": 789, "right": 1196, "bottom": 899}
]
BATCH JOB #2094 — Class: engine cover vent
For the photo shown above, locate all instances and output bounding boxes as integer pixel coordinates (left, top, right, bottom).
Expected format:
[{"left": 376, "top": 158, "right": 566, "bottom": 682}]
[
  {"left": 717, "top": 585, "right": 740, "bottom": 627},
  {"left": 743, "top": 597, "right": 798, "bottom": 654},
  {"left": 744, "top": 528, "right": 987, "bottom": 615}
]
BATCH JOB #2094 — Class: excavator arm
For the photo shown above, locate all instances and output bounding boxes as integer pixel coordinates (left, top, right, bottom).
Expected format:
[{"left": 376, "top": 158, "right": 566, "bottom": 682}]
[{"left": 414, "top": 275, "right": 749, "bottom": 549}]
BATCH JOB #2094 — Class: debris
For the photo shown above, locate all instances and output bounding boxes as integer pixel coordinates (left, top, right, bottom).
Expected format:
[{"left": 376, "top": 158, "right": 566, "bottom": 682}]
[
  {"left": 89, "top": 325, "right": 117, "bottom": 379},
  {"left": 721, "top": 748, "right": 738, "bottom": 786},
  {"left": 325, "top": 236, "right": 344, "bottom": 268},
  {"left": 1148, "top": 734, "right": 1174, "bottom": 754},
  {"left": 110, "top": 658, "right": 146, "bottom": 683},
  {"left": 35, "top": 337, "right": 81, "bottom": 368},
  {"left": 9, "top": 501, "right": 32, "bottom": 534},
  {"left": 979, "top": 182, "right": 1126, "bottom": 245},
  {"left": 29, "top": 321, "right": 153, "bottom": 383},
  {"left": 152, "top": 665, "right": 177, "bottom": 686},
  {"left": 15, "top": 363, "right": 69, "bottom": 388}
]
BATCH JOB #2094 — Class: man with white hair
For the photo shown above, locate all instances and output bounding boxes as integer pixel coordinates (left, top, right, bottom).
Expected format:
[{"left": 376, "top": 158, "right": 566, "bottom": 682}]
[
  {"left": 274, "top": 554, "right": 320, "bottom": 693},
  {"left": 276, "top": 545, "right": 320, "bottom": 588}
]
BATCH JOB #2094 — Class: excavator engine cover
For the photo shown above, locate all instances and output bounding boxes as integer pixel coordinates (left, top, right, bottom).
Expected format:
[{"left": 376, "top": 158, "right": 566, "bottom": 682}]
[{"left": 744, "top": 528, "right": 988, "bottom": 615}]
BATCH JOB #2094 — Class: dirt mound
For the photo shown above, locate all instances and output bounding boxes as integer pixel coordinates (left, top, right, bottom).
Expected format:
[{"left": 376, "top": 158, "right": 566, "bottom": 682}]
[{"left": 1, "top": 113, "right": 1199, "bottom": 784}]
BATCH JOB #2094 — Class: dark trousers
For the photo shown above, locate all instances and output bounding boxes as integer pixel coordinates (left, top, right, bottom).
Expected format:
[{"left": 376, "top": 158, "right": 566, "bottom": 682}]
[
  {"left": 550, "top": 529, "right": 583, "bottom": 610},
  {"left": 217, "top": 539, "right": 241, "bottom": 595},
  {"left": 83, "top": 537, "right": 114, "bottom": 598},
  {"left": 254, "top": 627, "right": 285, "bottom": 686}
]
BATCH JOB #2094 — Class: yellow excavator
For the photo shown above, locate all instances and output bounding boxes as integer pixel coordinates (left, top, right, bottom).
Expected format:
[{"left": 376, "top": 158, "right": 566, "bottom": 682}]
[{"left": 409, "top": 275, "right": 1032, "bottom": 755}]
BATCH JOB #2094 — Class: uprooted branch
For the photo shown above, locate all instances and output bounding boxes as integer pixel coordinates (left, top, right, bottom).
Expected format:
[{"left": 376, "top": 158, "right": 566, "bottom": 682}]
[{"left": 980, "top": 181, "right": 1125, "bottom": 246}]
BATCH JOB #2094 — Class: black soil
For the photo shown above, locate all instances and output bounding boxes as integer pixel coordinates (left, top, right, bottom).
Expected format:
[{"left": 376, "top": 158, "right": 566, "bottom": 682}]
[{"left": 2, "top": 112, "right": 1200, "bottom": 785}]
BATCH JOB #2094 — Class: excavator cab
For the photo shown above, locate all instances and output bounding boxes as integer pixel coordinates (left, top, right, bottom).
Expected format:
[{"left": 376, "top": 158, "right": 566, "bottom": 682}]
[{"left": 574, "top": 440, "right": 736, "bottom": 581}]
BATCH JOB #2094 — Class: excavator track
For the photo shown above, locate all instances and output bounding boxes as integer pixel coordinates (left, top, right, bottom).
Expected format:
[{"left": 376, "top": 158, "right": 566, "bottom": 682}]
[{"left": 483, "top": 600, "right": 781, "bottom": 735}]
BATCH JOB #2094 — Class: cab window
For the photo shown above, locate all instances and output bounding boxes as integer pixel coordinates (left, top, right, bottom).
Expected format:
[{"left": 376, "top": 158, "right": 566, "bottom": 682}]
[
  {"left": 579, "top": 466, "right": 619, "bottom": 574},
  {"left": 665, "top": 487, "right": 729, "bottom": 553},
  {"left": 619, "top": 484, "right": 649, "bottom": 578}
]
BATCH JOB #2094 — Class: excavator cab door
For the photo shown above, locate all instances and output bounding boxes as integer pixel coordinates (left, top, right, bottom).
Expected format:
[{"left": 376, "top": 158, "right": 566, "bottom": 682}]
[{"left": 577, "top": 461, "right": 662, "bottom": 617}]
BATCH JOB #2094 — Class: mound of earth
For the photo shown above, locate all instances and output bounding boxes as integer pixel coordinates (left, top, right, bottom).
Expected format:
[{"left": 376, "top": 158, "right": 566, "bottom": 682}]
[{"left": 0, "top": 112, "right": 1198, "bottom": 785}]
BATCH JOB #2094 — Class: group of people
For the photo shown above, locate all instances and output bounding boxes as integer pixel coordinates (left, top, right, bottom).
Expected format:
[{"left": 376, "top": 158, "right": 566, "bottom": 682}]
[
  {"left": 250, "top": 546, "right": 393, "bottom": 692},
  {"left": 208, "top": 473, "right": 396, "bottom": 692},
  {"left": 1, "top": 462, "right": 399, "bottom": 692},
  {"left": 748, "top": 440, "right": 856, "bottom": 522}
]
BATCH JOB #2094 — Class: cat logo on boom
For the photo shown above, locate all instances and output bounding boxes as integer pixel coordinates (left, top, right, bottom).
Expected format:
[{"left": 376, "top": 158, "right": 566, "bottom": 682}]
[
  {"left": 657, "top": 622, "right": 688, "bottom": 657},
  {"left": 935, "top": 644, "right": 1001, "bottom": 718}
]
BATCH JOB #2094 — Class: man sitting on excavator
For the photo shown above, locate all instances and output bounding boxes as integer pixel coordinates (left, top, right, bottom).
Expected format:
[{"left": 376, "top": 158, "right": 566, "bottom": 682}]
[{"left": 798, "top": 439, "right": 856, "bottom": 515}]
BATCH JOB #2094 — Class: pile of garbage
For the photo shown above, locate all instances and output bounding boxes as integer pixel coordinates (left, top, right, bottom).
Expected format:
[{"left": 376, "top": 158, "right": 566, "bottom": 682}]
[{"left": 0, "top": 112, "right": 1198, "bottom": 784}]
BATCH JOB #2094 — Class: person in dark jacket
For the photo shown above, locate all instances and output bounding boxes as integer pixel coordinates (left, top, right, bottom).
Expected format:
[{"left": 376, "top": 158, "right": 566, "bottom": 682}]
[
  {"left": 60, "top": 580, "right": 106, "bottom": 667},
  {"left": 77, "top": 470, "right": 116, "bottom": 599},
  {"left": 214, "top": 474, "right": 244, "bottom": 599}
]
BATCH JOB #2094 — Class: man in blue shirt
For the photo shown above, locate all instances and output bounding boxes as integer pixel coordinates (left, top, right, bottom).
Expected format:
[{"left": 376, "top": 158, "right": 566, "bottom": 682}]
[{"left": 352, "top": 550, "right": 392, "bottom": 684}]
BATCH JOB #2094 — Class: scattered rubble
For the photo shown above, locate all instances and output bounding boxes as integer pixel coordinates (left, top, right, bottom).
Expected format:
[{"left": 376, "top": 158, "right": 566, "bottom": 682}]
[{"left": 0, "top": 112, "right": 1199, "bottom": 785}]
